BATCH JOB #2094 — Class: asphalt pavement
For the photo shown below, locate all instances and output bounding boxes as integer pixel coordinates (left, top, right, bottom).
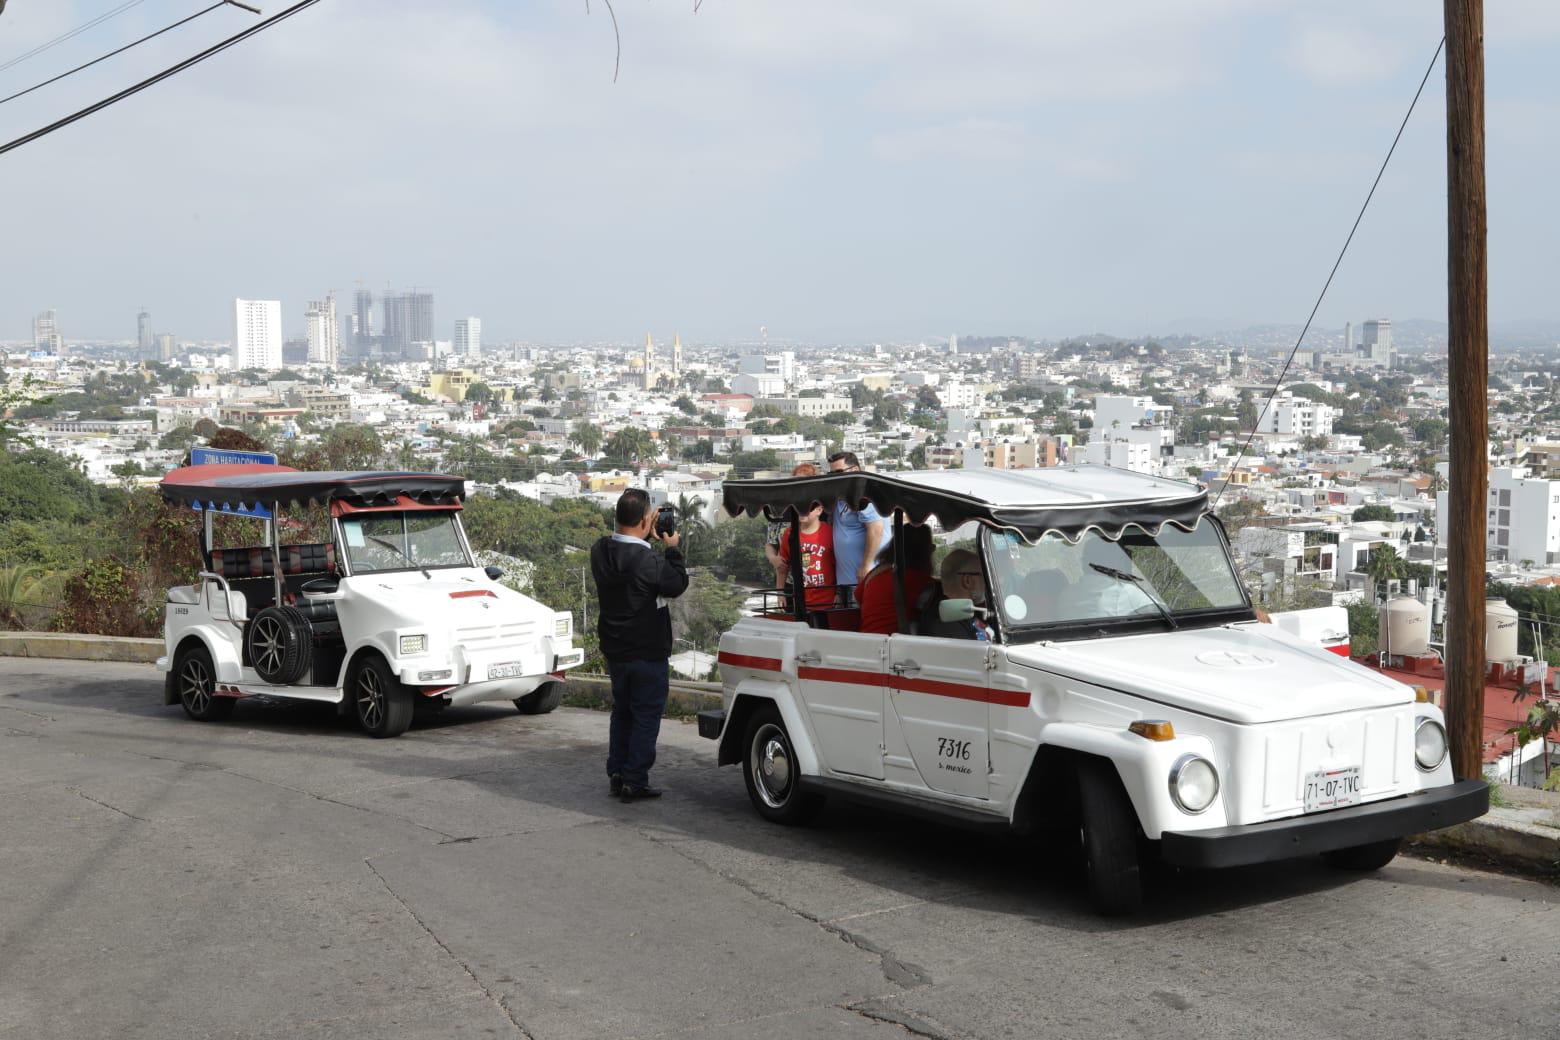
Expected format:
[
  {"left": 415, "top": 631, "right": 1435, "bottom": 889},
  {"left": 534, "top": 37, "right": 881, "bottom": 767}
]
[{"left": 1, "top": 658, "right": 1556, "bottom": 1040}]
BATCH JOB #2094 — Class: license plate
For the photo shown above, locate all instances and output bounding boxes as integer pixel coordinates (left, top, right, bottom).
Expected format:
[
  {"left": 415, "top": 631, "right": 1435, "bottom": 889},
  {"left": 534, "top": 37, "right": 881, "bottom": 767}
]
[
  {"left": 487, "top": 662, "right": 526, "bottom": 680},
  {"left": 1303, "top": 766, "right": 1361, "bottom": 813}
]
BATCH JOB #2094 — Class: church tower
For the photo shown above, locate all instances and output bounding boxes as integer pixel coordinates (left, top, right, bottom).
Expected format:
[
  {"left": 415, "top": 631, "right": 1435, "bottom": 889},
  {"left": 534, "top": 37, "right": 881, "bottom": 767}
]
[
  {"left": 672, "top": 333, "right": 683, "bottom": 377},
  {"left": 642, "top": 333, "right": 656, "bottom": 390}
]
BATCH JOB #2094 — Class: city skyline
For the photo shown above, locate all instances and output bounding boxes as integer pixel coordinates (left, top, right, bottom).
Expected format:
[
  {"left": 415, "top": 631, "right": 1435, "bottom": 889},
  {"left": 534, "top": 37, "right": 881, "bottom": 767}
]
[{"left": 2, "top": 3, "right": 1559, "bottom": 343}]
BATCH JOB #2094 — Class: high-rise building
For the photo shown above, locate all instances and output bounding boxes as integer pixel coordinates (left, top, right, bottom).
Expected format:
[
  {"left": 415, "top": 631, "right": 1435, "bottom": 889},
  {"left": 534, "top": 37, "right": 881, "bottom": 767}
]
[
  {"left": 33, "top": 310, "right": 63, "bottom": 354},
  {"left": 1343, "top": 321, "right": 1353, "bottom": 353},
  {"left": 453, "top": 317, "right": 482, "bottom": 360},
  {"left": 352, "top": 288, "right": 374, "bottom": 354},
  {"left": 137, "top": 309, "right": 152, "bottom": 356},
  {"left": 1361, "top": 319, "right": 1393, "bottom": 368},
  {"left": 305, "top": 296, "right": 340, "bottom": 369},
  {"left": 232, "top": 298, "right": 283, "bottom": 371},
  {"left": 381, "top": 290, "right": 434, "bottom": 358},
  {"left": 156, "top": 333, "right": 177, "bottom": 362}
]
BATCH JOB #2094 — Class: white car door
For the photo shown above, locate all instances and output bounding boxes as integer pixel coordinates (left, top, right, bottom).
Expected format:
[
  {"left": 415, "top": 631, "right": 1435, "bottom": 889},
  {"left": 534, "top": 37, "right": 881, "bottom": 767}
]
[
  {"left": 796, "top": 630, "right": 887, "bottom": 780},
  {"left": 886, "top": 633, "right": 991, "bottom": 800}
]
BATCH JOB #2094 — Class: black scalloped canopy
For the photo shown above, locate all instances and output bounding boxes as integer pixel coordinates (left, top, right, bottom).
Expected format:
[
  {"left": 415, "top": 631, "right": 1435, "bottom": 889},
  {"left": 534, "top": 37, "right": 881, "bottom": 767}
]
[
  {"left": 720, "top": 467, "right": 1210, "bottom": 544},
  {"left": 159, "top": 464, "right": 465, "bottom": 511}
]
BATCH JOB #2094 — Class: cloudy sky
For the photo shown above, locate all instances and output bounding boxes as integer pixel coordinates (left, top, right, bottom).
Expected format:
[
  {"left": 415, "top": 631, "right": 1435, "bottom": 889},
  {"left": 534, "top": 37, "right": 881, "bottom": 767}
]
[{"left": 1, "top": 0, "right": 1556, "bottom": 344}]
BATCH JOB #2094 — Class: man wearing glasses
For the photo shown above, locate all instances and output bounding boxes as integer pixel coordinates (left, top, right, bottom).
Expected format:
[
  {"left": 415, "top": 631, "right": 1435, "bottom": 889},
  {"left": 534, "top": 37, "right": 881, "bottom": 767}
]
[
  {"left": 826, "top": 451, "right": 888, "bottom": 604},
  {"left": 918, "top": 549, "right": 991, "bottom": 640}
]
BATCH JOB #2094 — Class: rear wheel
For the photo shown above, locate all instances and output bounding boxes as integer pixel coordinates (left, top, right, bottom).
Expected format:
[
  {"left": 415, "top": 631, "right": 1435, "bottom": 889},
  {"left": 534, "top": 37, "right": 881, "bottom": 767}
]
[
  {"left": 175, "top": 645, "right": 233, "bottom": 721},
  {"left": 515, "top": 681, "right": 564, "bottom": 715},
  {"left": 351, "top": 655, "right": 413, "bottom": 738},
  {"left": 1076, "top": 756, "right": 1144, "bottom": 916},
  {"left": 741, "top": 705, "right": 823, "bottom": 825},
  {"left": 1322, "top": 838, "right": 1401, "bottom": 871}
]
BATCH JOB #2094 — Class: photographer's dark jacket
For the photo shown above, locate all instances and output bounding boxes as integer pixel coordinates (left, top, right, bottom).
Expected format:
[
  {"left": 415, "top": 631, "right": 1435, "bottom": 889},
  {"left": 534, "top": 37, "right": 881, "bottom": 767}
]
[{"left": 591, "top": 533, "right": 689, "bottom": 663}]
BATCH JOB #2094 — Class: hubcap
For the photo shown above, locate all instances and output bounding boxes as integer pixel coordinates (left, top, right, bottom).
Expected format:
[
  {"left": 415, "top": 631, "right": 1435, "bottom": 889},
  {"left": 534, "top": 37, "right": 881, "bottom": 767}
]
[
  {"left": 750, "top": 723, "right": 792, "bottom": 809},
  {"left": 357, "top": 669, "right": 384, "bottom": 728},
  {"left": 180, "top": 658, "right": 212, "bottom": 715},
  {"left": 252, "top": 615, "right": 284, "bottom": 677}
]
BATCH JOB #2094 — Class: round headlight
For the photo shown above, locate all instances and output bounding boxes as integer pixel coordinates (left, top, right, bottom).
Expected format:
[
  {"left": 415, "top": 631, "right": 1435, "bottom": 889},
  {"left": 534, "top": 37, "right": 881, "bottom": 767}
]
[
  {"left": 1169, "top": 754, "right": 1220, "bottom": 814},
  {"left": 1415, "top": 718, "right": 1448, "bottom": 771}
]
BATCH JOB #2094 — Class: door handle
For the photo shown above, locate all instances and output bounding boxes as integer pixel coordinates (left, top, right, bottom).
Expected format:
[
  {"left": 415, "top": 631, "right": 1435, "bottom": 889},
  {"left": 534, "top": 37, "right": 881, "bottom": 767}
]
[
  {"left": 893, "top": 659, "right": 921, "bottom": 675},
  {"left": 795, "top": 650, "right": 821, "bottom": 666}
]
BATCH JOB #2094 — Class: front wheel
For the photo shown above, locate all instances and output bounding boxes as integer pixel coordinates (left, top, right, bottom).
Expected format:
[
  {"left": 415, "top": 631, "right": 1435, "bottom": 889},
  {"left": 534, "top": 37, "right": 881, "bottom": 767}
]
[
  {"left": 1322, "top": 838, "right": 1401, "bottom": 872},
  {"left": 351, "top": 655, "right": 413, "bottom": 738},
  {"left": 515, "top": 681, "right": 564, "bottom": 715},
  {"left": 175, "top": 645, "right": 233, "bottom": 721},
  {"left": 1076, "top": 756, "right": 1144, "bottom": 916},
  {"left": 741, "top": 705, "right": 823, "bottom": 825}
]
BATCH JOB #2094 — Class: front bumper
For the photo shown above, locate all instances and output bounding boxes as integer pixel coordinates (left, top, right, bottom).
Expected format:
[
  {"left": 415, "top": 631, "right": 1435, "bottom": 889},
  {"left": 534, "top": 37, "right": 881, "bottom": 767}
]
[{"left": 1159, "top": 779, "right": 1489, "bottom": 869}]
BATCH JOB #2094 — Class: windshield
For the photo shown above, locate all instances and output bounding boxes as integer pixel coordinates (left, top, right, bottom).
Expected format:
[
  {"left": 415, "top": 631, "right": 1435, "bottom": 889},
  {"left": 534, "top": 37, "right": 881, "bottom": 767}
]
[
  {"left": 339, "top": 511, "right": 472, "bottom": 573},
  {"left": 984, "top": 517, "right": 1249, "bottom": 635}
]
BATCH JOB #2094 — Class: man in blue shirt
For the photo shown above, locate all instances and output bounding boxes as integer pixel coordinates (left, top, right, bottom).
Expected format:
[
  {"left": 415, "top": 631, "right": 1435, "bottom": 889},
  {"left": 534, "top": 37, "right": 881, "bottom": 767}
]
[{"left": 827, "top": 451, "right": 888, "bottom": 604}]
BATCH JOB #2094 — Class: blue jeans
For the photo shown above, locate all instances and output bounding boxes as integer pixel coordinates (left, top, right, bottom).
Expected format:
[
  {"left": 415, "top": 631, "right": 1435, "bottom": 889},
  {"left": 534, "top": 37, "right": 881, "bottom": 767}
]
[{"left": 606, "top": 658, "right": 669, "bottom": 789}]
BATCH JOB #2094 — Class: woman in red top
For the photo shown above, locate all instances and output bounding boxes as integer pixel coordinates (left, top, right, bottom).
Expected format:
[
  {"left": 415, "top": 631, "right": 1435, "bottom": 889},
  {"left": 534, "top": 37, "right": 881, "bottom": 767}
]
[
  {"left": 777, "top": 503, "right": 837, "bottom": 612},
  {"left": 857, "top": 523, "right": 935, "bottom": 634}
]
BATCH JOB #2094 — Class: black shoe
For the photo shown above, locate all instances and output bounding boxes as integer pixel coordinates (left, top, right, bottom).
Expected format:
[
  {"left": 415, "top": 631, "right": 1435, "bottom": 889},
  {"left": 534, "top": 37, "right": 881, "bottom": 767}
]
[
  {"left": 619, "top": 784, "right": 662, "bottom": 802},
  {"left": 609, "top": 773, "right": 623, "bottom": 797}
]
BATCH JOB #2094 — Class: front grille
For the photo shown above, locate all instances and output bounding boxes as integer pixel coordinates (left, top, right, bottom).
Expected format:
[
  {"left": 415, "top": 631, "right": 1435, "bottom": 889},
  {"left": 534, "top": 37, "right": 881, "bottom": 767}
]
[
  {"left": 455, "top": 622, "right": 536, "bottom": 649},
  {"left": 1256, "top": 708, "right": 1407, "bottom": 818}
]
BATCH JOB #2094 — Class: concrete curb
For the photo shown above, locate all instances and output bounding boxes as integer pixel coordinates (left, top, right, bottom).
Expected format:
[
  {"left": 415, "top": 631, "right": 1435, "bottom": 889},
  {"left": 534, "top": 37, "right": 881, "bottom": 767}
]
[
  {"left": 1414, "top": 803, "right": 1560, "bottom": 878},
  {"left": 0, "top": 632, "right": 162, "bottom": 665}
]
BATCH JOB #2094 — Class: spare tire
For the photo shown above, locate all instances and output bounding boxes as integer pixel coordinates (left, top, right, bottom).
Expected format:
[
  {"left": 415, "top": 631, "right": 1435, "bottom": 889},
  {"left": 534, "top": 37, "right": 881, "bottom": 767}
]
[{"left": 247, "top": 606, "right": 312, "bottom": 685}]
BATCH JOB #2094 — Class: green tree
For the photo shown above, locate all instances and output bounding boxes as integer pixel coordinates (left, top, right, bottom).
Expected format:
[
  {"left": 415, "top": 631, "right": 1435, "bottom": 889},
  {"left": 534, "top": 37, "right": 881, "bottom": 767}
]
[
  {"left": 1351, "top": 504, "right": 1395, "bottom": 523},
  {"left": 571, "top": 421, "right": 604, "bottom": 458},
  {"left": 1365, "top": 545, "right": 1405, "bottom": 596}
]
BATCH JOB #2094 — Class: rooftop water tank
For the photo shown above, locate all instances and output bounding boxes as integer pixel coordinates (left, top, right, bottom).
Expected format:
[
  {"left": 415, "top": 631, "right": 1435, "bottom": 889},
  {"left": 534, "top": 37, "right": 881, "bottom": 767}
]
[
  {"left": 1380, "top": 595, "right": 1429, "bottom": 657},
  {"left": 1486, "top": 598, "right": 1520, "bottom": 662}
]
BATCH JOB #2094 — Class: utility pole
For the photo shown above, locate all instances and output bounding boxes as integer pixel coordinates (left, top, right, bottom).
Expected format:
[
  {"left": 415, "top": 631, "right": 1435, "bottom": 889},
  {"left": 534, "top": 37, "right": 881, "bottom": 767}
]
[{"left": 1443, "top": 0, "right": 1488, "bottom": 780}]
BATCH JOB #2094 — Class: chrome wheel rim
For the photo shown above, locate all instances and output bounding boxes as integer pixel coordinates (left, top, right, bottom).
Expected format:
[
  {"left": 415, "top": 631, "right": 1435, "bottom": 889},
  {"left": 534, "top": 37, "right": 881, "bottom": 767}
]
[
  {"left": 252, "top": 615, "right": 284, "bottom": 677},
  {"left": 750, "top": 723, "right": 792, "bottom": 809},
  {"left": 357, "top": 668, "right": 384, "bottom": 729},
  {"left": 180, "top": 657, "right": 212, "bottom": 715}
]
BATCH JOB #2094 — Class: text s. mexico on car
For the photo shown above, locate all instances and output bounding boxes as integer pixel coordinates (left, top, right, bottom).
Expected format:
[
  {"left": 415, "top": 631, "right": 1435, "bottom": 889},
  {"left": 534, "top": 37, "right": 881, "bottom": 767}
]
[
  {"left": 699, "top": 466, "right": 1487, "bottom": 915},
  {"left": 155, "top": 463, "right": 583, "bottom": 738}
]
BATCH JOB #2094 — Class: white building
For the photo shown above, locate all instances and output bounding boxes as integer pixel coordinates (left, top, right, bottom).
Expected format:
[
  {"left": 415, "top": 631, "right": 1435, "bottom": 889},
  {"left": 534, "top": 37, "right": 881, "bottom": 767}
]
[
  {"left": 33, "top": 310, "right": 62, "bottom": 354},
  {"left": 1361, "top": 319, "right": 1394, "bottom": 368},
  {"left": 232, "top": 298, "right": 283, "bottom": 371},
  {"left": 732, "top": 372, "right": 786, "bottom": 398},
  {"left": 305, "top": 297, "right": 339, "bottom": 369},
  {"left": 1439, "top": 467, "right": 1560, "bottom": 566},
  {"left": 756, "top": 395, "right": 852, "bottom": 419},
  {"left": 1257, "top": 391, "right": 1334, "bottom": 438},
  {"left": 937, "top": 381, "right": 980, "bottom": 409},
  {"left": 739, "top": 352, "right": 796, "bottom": 384},
  {"left": 1081, "top": 438, "right": 1153, "bottom": 474},
  {"left": 454, "top": 317, "right": 482, "bottom": 360}
]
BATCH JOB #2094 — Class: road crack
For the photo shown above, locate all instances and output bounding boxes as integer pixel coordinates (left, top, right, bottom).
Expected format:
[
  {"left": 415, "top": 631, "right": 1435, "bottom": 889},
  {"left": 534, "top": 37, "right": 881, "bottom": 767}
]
[
  {"left": 68, "top": 787, "right": 147, "bottom": 822},
  {"left": 364, "top": 857, "right": 535, "bottom": 1038},
  {"left": 842, "top": 999, "right": 959, "bottom": 1039},
  {"left": 635, "top": 826, "right": 932, "bottom": 990}
]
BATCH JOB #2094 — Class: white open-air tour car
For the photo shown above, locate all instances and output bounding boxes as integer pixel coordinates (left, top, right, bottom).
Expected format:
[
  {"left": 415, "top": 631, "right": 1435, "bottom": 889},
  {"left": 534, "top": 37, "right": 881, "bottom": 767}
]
[
  {"left": 156, "top": 464, "right": 584, "bottom": 737},
  {"left": 700, "top": 466, "right": 1488, "bottom": 914}
]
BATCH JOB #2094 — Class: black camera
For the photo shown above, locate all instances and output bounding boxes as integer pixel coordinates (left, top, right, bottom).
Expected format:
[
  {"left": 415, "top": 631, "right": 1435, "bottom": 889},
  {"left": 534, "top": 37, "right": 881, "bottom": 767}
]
[{"left": 654, "top": 504, "right": 677, "bottom": 537}]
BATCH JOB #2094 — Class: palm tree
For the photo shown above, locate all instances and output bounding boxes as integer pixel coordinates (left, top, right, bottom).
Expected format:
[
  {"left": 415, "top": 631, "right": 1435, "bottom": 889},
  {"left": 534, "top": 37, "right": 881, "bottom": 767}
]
[
  {"left": 606, "top": 427, "right": 657, "bottom": 468},
  {"left": 571, "top": 421, "right": 604, "bottom": 458},
  {"left": 0, "top": 567, "right": 42, "bottom": 631},
  {"left": 1366, "top": 544, "right": 1405, "bottom": 599}
]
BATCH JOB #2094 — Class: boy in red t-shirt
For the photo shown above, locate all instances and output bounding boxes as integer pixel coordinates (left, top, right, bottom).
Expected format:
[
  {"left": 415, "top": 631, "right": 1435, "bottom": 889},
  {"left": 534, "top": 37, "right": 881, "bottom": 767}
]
[{"left": 777, "top": 503, "right": 836, "bottom": 611}]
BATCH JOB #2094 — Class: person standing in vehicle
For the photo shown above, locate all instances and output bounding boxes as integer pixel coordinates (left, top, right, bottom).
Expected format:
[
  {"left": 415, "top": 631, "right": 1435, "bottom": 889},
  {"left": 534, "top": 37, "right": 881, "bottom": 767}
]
[
  {"left": 777, "top": 502, "right": 836, "bottom": 613},
  {"left": 592, "top": 488, "right": 689, "bottom": 801},
  {"left": 827, "top": 451, "right": 887, "bottom": 602},
  {"left": 764, "top": 462, "right": 820, "bottom": 594}
]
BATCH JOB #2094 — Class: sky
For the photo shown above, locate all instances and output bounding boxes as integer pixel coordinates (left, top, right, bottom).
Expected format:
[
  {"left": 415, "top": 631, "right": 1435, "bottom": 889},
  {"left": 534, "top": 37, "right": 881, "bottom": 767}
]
[{"left": 1, "top": 0, "right": 1557, "bottom": 345}]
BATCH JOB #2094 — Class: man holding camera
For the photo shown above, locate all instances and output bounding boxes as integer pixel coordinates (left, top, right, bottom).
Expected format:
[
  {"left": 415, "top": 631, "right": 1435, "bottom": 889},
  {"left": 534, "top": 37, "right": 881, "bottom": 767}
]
[{"left": 591, "top": 489, "right": 689, "bottom": 802}]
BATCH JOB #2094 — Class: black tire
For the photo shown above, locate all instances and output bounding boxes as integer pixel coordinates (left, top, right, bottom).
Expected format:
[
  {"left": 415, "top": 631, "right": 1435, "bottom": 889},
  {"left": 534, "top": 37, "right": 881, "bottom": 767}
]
[
  {"left": 247, "top": 606, "right": 310, "bottom": 685},
  {"left": 174, "top": 645, "right": 233, "bottom": 721},
  {"left": 741, "top": 704, "right": 824, "bottom": 825},
  {"left": 1322, "top": 838, "right": 1401, "bottom": 872},
  {"left": 515, "top": 681, "right": 564, "bottom": 715},
  {"left": 1076, "top": 756, "right": 1144, "bottom": 916},
  {"left": 350, "top": 654, "right": 413, "bottom": 738}
]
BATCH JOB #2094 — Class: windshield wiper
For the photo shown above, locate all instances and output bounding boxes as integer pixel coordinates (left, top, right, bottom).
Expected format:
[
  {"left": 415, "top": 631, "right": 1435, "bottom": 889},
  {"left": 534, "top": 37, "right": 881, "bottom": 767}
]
[{"left": 1088, "top": 562, "right": 1179, "bottom": 630}]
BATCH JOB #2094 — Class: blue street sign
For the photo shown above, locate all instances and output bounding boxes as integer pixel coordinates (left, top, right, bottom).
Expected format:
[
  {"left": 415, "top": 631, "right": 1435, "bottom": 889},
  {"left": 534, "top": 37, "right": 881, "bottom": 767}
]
[{"left": 188, "top": 446, "right": 279, "bottom": 517}]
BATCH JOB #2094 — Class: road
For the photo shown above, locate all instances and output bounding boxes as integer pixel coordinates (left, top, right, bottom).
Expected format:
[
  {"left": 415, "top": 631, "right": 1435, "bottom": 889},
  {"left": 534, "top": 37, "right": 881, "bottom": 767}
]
[{"left": 0, "top": 658, "right": 1555, "bottom": 1040}]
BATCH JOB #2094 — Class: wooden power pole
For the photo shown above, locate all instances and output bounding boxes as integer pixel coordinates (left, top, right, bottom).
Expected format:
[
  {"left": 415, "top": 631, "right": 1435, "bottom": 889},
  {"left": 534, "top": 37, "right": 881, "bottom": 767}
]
[{"left": 1443, "top": 0, "right": 1488, "bottom": 780}]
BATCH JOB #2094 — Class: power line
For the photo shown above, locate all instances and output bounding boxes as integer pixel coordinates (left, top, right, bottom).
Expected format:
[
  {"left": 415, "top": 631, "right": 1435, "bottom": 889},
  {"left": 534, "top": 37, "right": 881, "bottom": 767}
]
[
  {"left": 0, "top": 0, "right": 324, "bottom": 160},
  {"left": 0, "top": 0, "right": 151, "bottom": 74},
  {"left": 1213, "top": 36, "right": 1446, "bottom": 507},
  {"left": 0, "top": 2, "right": 248, "bottom": 110}
]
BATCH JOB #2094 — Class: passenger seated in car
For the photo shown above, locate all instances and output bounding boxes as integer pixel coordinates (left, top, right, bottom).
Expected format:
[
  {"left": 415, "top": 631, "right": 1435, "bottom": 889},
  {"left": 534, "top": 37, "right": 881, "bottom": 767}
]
[
  {"left": 917, "top": 549, "right": 991, "bottom": 640},
  {"left": 857, "top": 523, "right": 935, "bottom": 635}
]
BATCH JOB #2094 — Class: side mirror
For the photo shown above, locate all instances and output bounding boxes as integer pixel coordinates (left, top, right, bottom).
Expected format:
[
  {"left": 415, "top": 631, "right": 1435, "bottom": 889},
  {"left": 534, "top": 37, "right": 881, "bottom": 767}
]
[
  {"left": 484, "top": 566, "right": 504, "bottom": 581},
  {"left": 939, "top": 598, "right": 976, "bottom": 623}
]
